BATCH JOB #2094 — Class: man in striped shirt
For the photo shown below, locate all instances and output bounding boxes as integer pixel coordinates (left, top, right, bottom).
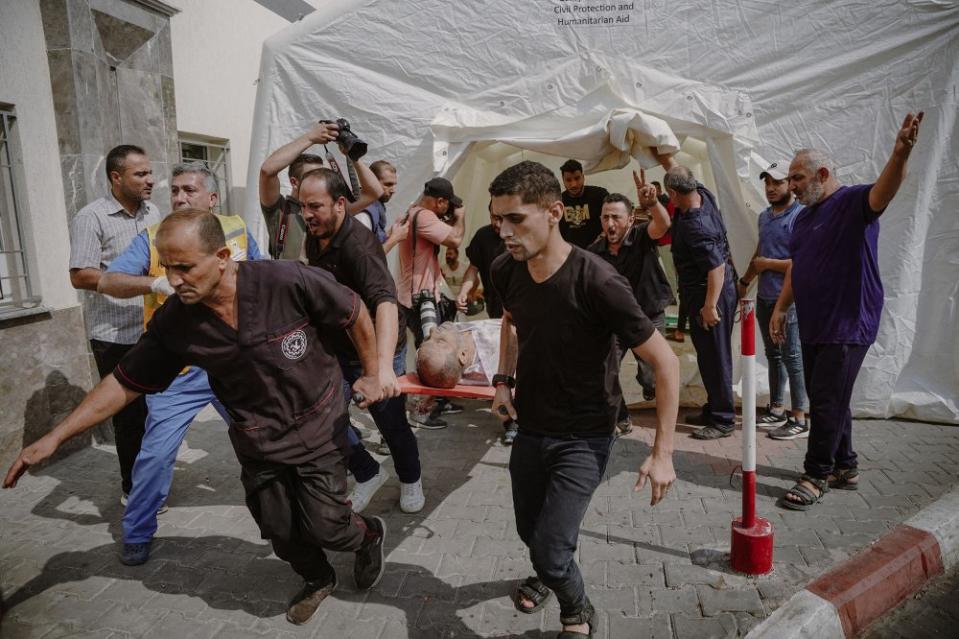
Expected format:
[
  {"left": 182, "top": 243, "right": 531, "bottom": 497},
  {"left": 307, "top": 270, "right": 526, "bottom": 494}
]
[{"left": 68, "top": 144, "right": 162, "bottom": 503}]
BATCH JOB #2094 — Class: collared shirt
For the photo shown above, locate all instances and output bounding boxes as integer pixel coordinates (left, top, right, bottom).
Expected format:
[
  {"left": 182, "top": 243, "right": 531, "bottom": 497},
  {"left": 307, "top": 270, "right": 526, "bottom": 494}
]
[
  {"left": 304, "top": 213, "right": 406, "bottom": 359},
  {"left": 457, "top": 318, "right": 502, "bottom": 386},
  {"left": 69, "top": 193, "right": 163, "bottom": 344},
  {"left": 588, "top": 222, "right": 674, "bottom": 316},
  {"left": 790, "top": 184, "right": 882, "bottom": 345},
  {"left": 114, "top": 260, "right": 361, "bottom": 464},
  {"left": 757, "top": 200, "right": 803, "bottom": 301},
  {"left": 671, "top": 185, "right": 734, "bottom": 293}
]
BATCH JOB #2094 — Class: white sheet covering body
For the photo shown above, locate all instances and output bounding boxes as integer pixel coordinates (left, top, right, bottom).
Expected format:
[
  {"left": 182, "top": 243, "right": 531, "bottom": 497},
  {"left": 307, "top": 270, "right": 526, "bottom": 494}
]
[{"left": 246, "top": 0, "right": 959, "bottom": 423}]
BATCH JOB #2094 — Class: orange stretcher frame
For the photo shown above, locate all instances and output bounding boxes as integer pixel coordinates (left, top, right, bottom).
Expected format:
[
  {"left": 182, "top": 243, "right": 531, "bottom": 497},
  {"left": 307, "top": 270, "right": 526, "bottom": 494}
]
[{"left": 397, "top": 372, "right": 497, "bottom": 400}]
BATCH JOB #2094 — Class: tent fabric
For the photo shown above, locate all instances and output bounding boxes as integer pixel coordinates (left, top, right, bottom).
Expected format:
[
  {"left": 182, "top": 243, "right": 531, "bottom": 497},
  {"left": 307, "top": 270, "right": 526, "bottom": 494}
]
[{"left": 246, "top": 0, "right": 959, "bottom": 423}]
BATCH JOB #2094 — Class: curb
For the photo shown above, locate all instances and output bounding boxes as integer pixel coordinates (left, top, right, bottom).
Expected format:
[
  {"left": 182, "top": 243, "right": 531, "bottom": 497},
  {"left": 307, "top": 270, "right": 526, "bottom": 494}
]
[{"left": 747, "top": 485, "right": 959, "bottom": 638}]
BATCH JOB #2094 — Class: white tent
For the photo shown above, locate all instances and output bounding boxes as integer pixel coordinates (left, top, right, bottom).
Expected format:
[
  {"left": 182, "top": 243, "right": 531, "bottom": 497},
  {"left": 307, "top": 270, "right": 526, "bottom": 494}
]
[{"left": 246, "top": 0, "right": 959, "bottom": 423}]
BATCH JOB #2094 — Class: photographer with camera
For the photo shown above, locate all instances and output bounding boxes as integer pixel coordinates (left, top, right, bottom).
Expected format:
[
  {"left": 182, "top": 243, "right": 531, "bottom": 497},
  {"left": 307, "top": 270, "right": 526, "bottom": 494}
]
[{"left": 259, "top": 120, "right": 383, "bottom": 261}]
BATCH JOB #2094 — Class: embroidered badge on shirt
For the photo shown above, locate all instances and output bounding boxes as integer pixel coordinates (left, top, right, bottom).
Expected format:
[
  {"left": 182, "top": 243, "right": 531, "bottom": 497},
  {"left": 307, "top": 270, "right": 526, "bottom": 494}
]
[{"left": 281, "top": 330, "right": 307, "bottom": 360}]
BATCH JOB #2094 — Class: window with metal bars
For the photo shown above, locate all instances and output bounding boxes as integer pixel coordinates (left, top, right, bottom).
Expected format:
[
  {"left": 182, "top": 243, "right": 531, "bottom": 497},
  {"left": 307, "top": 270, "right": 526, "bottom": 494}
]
[
  {"left": 0, "top": 109, "right": 41, "bottom": 319},
  {"left": 179, "top": 135, "right": 232, "bottom": 214}
]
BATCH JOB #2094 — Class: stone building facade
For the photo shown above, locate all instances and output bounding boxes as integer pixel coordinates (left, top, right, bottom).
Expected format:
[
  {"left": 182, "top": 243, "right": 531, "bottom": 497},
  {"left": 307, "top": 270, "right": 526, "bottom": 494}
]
[{"left": 0, "top": 0, "right": 179, "bottom": 471}]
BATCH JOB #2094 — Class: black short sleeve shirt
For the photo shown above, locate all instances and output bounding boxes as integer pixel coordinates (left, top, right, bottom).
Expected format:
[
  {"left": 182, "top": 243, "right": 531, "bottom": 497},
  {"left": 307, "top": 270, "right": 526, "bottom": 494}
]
[
  {"left": 305, "top": 214, "right": 406, "bottom": 359},
  {"left": 464, "top": 224, "right": 506, "bottom": 318},
  {"left": 490, "top": 247, "right": 655, "bottom": 435},
  {"left": 115, "top": 260, "right": 360, "bottom": 464},
  {"left": 588, "top": 223, "right": 674, "bottom": 316},
  {"left": 561, "top": 185, "right": 609, "bottom": 248}
]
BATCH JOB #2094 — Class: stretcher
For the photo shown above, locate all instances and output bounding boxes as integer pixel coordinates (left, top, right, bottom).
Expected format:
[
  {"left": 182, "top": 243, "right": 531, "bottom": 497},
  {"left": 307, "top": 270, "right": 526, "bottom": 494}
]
[{"left": 397, "top": 372, "right": 497, "bottom": 400}]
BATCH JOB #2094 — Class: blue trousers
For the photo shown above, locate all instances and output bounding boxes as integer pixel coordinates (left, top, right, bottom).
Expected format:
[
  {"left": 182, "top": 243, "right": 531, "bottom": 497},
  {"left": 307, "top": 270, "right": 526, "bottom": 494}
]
[
  {"left": 686, "top": 279, "right": 738, "bottom": 429},
  {"left": 122, "top": 367, "right": 228, "bottom": 543},
  {"left": 756, "top": 299, "right": 808, "bottom": 412},
  {"left": 341, "top": 348, "right": 422, "bottom": 484}
]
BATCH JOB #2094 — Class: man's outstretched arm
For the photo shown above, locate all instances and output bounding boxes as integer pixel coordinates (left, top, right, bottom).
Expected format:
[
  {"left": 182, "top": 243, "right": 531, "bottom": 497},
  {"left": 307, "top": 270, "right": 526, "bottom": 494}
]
[
  {"left": 4, "top": 375, "right": 141, "bottom": 488},
  {"left": 259, "top": 121, "right": 339, "bottom": 207},
  {"left": 632, "top": 331, "right": 679, "bottom": 505},
  {"left": 869, "top": 112, "right": 923, "bottom": 214}
]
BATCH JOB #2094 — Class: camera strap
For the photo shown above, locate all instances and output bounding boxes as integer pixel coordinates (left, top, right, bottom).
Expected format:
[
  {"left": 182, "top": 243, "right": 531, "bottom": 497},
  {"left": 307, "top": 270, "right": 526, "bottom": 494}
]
[
  {"left": 272, "top": 197, "right": 291, "bottom": 260},
  {"left": 323, "top": 145, "right": 358, "bottom": 203}
]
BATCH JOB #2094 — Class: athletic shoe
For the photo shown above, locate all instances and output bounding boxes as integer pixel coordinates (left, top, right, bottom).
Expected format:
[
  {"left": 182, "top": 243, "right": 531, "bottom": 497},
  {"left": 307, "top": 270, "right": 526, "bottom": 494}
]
[
  {"left": 757, "top": 407, "right": 788, "bottom": 428},
  {"left": 350, "top": 467, "right": 389, "bottom": 512},
  {"left": 120, "top": 541, "right": 152, "bottom": 566},
  {"left": 642, "top": 387, "right": 656, "bottom": 402},
  {"left": 683, "top": 411, "right": 712, "bottom": 428},
  {"left": 616, "top": 418, "right": 633, "bottom": 435},
  {"left": 286, "top": 574, "right": 337, "bottom": 625},
  {"left": 409, "top": 412, "right": 448, "bottom": 429},
  {"left": 120, "top": 493, "right": 168, "bottom": 515},
  {"left": 354, "top": 516, "right": 386, "bottom": 590},
  {"left": 769, "top": 418, "right": 810, "bottom": 440},
  {"left": 434, "top": 398, "right": 464, "bottom": 415},
  {"left": 501, "top": 427, "right": 518, "bottom": 446},
  {"left": 400, "top": 479, "right": 425, "bottom": 513},
  {"left": 691, "top": 425, "right": 734, "bottom": 440}
]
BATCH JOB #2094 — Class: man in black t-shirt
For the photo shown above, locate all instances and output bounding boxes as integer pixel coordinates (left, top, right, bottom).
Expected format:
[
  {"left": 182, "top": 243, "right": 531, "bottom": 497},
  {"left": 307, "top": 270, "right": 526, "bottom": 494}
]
[
  {"left": 456, "top": 204, "right": 506, "bottom": 318},
  {"left": 299, "top": 168, "right": 425, "bottom": 515},
  {"left": 488, "top": 161, "right": 679, "bottom": 639},
  {"left": 589, "top": 187, "right": 674, "bottom": 427},
  {"left": 559, "top": 159, "right": 609, "bottom": 248}
]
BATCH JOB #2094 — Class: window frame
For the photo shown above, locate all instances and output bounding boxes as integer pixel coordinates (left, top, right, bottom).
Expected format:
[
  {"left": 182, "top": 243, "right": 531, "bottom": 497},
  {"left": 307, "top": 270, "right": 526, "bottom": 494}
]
[{"left": 178, "top": 133, "right": 232, "bottom": 214}]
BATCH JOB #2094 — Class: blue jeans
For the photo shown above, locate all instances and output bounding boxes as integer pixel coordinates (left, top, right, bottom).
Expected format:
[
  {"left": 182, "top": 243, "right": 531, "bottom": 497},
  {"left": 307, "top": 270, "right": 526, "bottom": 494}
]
[
  {"left": 756, "top": 299, "right": 808, "bottom": 413},
  {"left": 509, "top": 431, "right": 614, "bottom": 618},
  {"left": 340, "top": 347, "right": 421, "bottom": 484},
  {"left": 123, "top": 367, "right": 228, "bottom": 543}
]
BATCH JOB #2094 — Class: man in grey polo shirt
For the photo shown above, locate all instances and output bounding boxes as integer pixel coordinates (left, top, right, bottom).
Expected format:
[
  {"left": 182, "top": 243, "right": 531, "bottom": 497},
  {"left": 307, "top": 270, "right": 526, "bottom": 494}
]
[{"left": 69, "top": 144, "right": 163, "bottom": 503}]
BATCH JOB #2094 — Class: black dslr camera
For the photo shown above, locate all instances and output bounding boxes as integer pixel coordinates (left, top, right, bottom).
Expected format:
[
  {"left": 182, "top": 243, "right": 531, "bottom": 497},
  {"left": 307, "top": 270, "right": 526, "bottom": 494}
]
[{"left": 319, "top": 118, "right": 367, "bottom": 161}]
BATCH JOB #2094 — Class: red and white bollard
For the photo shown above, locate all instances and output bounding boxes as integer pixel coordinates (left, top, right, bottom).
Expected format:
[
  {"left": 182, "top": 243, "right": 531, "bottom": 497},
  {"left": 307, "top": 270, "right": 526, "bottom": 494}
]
[{"left": 730, "top": 298, "right": 774, "bottom": 574}]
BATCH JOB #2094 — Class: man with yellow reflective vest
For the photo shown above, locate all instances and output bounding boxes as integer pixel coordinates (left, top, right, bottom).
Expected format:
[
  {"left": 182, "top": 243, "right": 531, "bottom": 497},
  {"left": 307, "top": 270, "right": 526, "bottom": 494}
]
[{"left": 97, "top": 162, "right": 263, "bottom": 565}]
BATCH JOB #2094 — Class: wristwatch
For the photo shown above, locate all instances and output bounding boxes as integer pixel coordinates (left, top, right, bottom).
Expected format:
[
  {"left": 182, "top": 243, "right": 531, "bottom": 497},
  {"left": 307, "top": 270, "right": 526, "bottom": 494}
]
[{"left": 492, "top": 374, "right": 515, "bottom": 388}]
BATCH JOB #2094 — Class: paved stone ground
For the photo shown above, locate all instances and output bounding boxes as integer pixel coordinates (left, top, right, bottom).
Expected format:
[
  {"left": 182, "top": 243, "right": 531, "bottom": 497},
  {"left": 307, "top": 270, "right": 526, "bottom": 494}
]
[
  {"left": 1, "top": 403, "right": 958, "bottom": 639},
  {"left": 861, "top": 562, "right": 959, "bottom": 638}
]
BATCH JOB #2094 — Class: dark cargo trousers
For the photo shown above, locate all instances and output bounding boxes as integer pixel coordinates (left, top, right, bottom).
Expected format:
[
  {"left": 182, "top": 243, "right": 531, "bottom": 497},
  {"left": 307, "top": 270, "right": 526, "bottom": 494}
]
[{"left": 240, "top": 446, "right": 374, "bottom": 583}]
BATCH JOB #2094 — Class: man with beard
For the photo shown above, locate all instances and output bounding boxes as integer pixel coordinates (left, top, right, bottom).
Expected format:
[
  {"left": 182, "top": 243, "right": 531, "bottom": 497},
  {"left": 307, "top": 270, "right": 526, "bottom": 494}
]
[
  {"left": 6, "top": 210, "right": 388, "bottom": 626},
  {"left": 488, "top": 160, "right": 679, "bottom": 639},
  {"left": 69, "top": 144, "right": 162, "bottom": 505},
  {"left": 737, "top": 162, "right": 808, "bottom": 440},
  {"left": 773, "top": 112, "right": 923, "bottom": 510},
  {"left": 588, "top": 176, "right": 672, "bottom": 431},
  {"left": 299, "top": 168, "right": 424, "bottom": 514},
  {"left": 96, "top": 162, "right": 262, "bottom": 565},
  {"left": 559, "top": 159, "right": 608, "bottom": 248}
]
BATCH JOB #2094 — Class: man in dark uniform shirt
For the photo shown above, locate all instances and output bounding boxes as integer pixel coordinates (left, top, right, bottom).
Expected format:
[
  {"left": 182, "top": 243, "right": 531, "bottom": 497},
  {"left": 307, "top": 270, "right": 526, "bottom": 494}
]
[
  {"left": 559, "top": 159, "right": 609, "bottom": 248},
  {"left": 665, "top": 165, "right": 740, "bottom": 439},
  {"left": 4, "top": 210, "right": 388, "bottom": 626},
  {"left": 456, "top": 203, "right": 506, "bottom": 319},
  {"left": 588, "top": 181, "right": 673, "bottom": 430},
  {"left": 300, "top": 168, "right": 425, "bottom": 514},
  {"left": 488, "top": 160, "right": 679, "bottom": 639}
]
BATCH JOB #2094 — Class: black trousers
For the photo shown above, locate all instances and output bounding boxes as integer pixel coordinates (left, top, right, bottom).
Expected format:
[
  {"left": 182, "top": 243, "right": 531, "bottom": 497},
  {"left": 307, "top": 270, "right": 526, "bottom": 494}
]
[
  {"left": 801, "top": 343, "right": 869, "bottom": 480},
  {"left": 509, "top": 431, "right": 614, "bottom": 617},
  {"left": 616, "top": 311, "right": 667, "bottom": 420},
  {"left": 685, "top": 281, "right": 738, "bottom": 429},
  {"left": 240, "top": 447, "right": 372, "bottom": 583},
  {"left": 90, "top": 339, "right": 147, "bottom": 495}
]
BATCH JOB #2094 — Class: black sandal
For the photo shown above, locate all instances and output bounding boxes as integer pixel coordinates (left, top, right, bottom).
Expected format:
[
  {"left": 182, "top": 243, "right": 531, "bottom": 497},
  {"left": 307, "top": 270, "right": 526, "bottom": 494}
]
[
  {"left": 829, "top": 468, "right": 860, "bottom": 491},
  {"left": 558, "top": 600, "right": 595, "bottom": 638},
  {"left": 777, "top": 475, "right": 829, "bottom": 511},
  {"left": 513, "top": 576, "right": 552, "bottom": 614}
]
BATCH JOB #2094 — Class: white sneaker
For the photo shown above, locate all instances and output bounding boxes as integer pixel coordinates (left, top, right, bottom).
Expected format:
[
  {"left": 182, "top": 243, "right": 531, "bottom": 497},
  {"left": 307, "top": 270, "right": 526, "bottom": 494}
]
[
  {"left": 400, "top": 479, "right": 425, "bottom": 513},
  {"left": 350, "top": 467, "right": 389, "bottom": 513}
]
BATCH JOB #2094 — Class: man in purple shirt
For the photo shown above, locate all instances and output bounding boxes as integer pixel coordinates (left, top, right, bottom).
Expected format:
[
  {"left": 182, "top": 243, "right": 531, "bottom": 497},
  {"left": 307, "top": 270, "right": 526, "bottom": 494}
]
[{"left": 771, "top": 112, "right": 924, "bottom": 510}]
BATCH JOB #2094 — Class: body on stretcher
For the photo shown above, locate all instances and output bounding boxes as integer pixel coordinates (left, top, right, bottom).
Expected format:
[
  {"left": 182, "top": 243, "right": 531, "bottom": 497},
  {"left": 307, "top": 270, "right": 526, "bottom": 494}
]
[{"left": 397, "top": 372, "right": 496, "bottom": 400}]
